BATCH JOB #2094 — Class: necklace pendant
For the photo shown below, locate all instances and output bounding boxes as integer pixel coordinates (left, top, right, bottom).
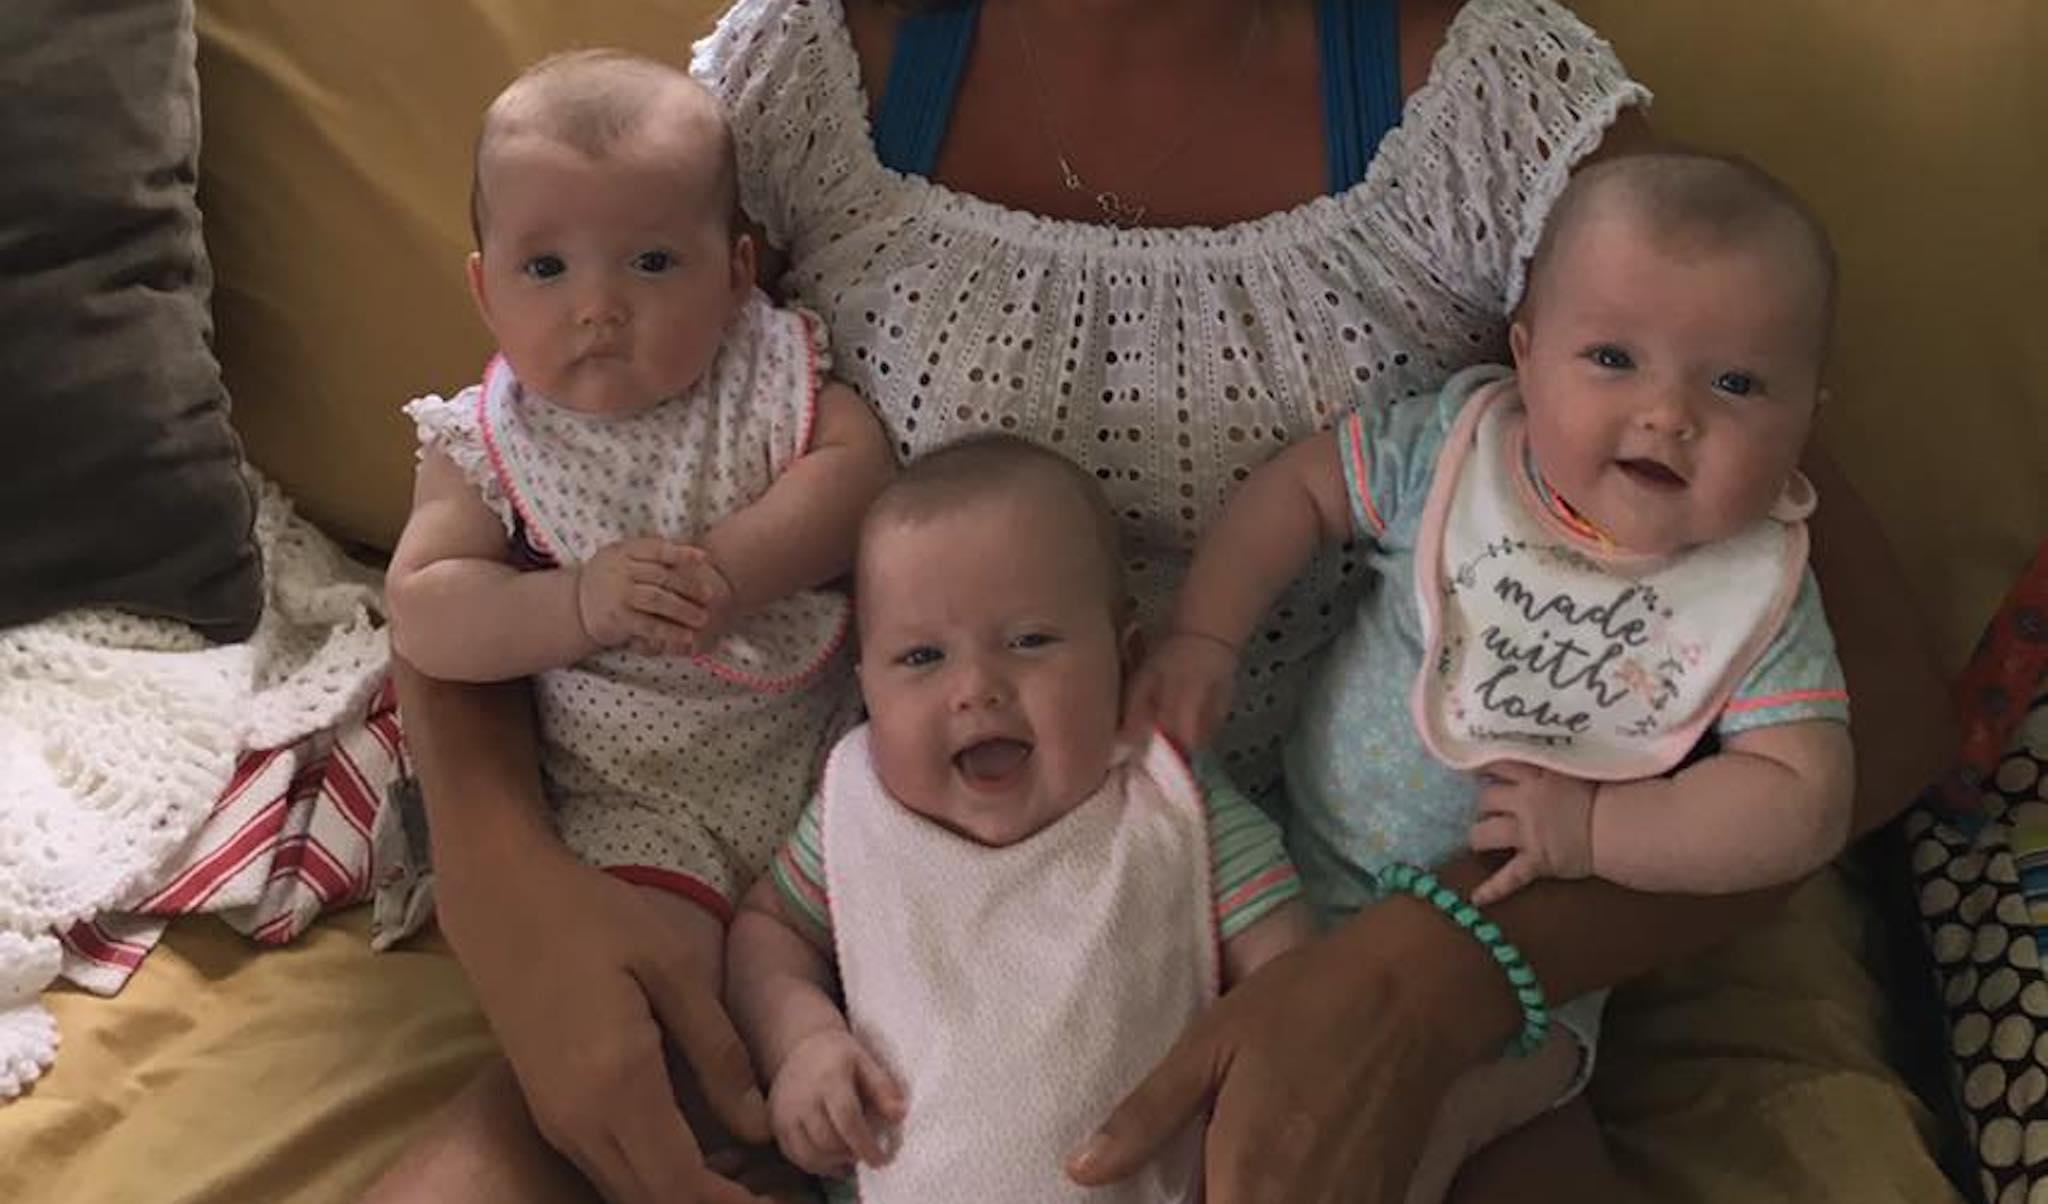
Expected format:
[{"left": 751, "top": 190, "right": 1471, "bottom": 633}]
[
  {"left": 1095, "top": 190, "right": 1146, "bottom": 228},
  {"left": 1058, "top": 156, "right": 1085, "bottom": 193}
]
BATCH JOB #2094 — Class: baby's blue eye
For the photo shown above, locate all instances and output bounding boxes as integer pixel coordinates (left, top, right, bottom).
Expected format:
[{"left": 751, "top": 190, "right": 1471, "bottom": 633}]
[
  {"left": 897, "top": 646, "right": 942, "bottom": 669},
  {"left": 1011, "top": 632, "right": 1057, "bottom": 651},
  {"left": 1713, "top": 371, "right": 1757, "bottom": 397},
  {"left": 522, "top": 255, "right": 566, "bottom": 281},
  {"left": 1587, "top": 345, "right": 1633, "bottom": 370},
  {"left": 632, "top": 250, "right": 675, "bottom": 274}
]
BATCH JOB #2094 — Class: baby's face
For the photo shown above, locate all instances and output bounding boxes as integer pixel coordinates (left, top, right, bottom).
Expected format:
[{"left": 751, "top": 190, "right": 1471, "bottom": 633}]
[
  {"left": 856, "top": 492, "right": 1130, "bottom": 847},
  {"left": 469, "top": 131, "right": 747, "bottom": 416},
  {"left": 1511, "top": 214, "right": 1824, "bottom": 555}
]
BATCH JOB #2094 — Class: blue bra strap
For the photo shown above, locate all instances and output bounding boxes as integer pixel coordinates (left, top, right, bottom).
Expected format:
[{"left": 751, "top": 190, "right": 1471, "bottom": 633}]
[
  {"left": 872, "top": 2, "right": 980, "bottom": 177},
  {"left": 1320, "top": 0, "right": 1403, "bottom": 194}
]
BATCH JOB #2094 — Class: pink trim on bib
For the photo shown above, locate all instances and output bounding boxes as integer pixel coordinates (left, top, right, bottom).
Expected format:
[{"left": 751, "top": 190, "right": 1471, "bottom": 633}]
[{"left": 473, "top": 356, "right": 562, "bottom": 564}]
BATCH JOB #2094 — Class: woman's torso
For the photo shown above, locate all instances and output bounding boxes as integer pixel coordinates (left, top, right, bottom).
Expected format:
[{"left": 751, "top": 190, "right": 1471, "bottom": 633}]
[{"left": 695, "top": 0, "right": 1647, "bottom": 796}]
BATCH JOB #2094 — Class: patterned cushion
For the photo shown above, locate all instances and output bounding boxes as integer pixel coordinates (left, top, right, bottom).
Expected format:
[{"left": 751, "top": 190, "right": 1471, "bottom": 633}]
[{"left": 1910, "top": 701, "right": 2048, "bottom": 1202}]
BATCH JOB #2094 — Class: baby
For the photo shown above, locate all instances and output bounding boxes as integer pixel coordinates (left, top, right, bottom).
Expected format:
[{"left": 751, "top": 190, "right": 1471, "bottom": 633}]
[
  {"left": 725, "top": 436, "right": 1314, "bottom": 1203},
  {"left": 1131, "top": 151, "right": 1856, "bottom": 1202},
  {"left": 387, "top": 51, "right": 891, "bottom": 974}
]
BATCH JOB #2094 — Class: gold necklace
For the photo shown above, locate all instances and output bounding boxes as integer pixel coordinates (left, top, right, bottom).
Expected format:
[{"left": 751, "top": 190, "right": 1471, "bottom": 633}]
[{"left": 1011, "top": 1, "right": 1264, "bottom": 228}]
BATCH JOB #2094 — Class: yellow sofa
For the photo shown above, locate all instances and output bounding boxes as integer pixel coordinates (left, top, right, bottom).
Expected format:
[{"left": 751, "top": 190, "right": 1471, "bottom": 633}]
[{"left": 6, "top": 2, "right": 2041, "bottom": 1201}]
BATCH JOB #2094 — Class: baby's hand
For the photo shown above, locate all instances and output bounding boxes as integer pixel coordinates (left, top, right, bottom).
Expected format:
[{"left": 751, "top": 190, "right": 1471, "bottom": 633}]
[
  {"left": 1467, "top": 762, "right": 1597, "bottom": 906},
  {"left": 1124, "top": 631, "right": 1241, "bottom": 752},
  {"left": 575, "top": 539, "right": 728, "bottom": 655},
  {"left": 666, "top": 543, "right": 737, "bottom": 647},
  {"left": 768, "top": 1028, "right": 907, "bottom": 1179}
]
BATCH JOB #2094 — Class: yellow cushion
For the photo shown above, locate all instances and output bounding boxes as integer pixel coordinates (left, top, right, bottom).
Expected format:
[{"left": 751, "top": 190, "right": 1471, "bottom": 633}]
[
  {"left": 196, "top": 0, "right": 726, "bottom": 552},
  {"left": 1574, "top": 1, "right": 2047, "bottom": 667}
]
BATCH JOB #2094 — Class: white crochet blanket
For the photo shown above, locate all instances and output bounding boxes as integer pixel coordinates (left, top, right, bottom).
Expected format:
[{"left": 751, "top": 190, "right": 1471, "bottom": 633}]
[{"left": 0, "top": 472, "right": 389, "bottom": 1098}]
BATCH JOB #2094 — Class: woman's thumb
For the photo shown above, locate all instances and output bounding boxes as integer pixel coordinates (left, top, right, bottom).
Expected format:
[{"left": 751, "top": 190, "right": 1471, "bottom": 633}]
[{"left": 1065, "top": 1030, "right": 1218, "bottom": 1185}]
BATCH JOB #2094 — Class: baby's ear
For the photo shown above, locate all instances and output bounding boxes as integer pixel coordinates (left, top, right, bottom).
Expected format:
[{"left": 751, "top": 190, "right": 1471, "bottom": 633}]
[
  {"left": 465, "top": 252, "right": 492, "bottom": 326},
  {"left": 1508, "top": 319, "right": 1532, "bottom": 368},
  {"left": 729, "top": 232, "right": 757, "bottom": 301}
]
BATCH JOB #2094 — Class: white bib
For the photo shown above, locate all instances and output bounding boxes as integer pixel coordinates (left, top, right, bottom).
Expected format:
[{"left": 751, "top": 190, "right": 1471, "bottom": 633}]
[
  {"left": 1410, "top": 379, "right": 1811, "bottom": 779},
  {"left": 822, "top": 727, "right": 1217, "bottom": 1204}
]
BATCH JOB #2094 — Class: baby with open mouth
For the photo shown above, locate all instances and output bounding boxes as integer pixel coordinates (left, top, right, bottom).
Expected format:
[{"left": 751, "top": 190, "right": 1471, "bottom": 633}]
[{"left": 724, "top": 434, "right": 1312, "bottom": 1203}]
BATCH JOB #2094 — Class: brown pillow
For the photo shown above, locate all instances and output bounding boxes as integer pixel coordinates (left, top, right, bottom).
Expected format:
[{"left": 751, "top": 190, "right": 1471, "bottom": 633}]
[
  {"left": 0, "top": 0, "right": 260, "bottom": 640},
  {"left": 195, "top": 0, "right": 722, "bottom": 552}
]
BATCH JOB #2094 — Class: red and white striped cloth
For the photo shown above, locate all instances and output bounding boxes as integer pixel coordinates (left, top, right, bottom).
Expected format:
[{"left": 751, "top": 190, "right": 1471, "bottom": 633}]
[{"left": 57, "top": 679, "right": 408, "bottom": 996}]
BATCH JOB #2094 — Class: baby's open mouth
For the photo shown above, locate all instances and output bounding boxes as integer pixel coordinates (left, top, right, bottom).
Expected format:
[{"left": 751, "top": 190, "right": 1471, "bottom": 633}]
[
  {"left": 953, "top": 738, "right": 1032, "bottom": 787},
  {"left": 1616, "top": 457, "right": 1686, "bottom": 490}
]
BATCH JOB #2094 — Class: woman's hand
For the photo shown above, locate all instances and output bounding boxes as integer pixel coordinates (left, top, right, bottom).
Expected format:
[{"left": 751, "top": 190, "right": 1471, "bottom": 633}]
[
  {"left": 1067, "top": 897, "right": 1511, "bottom": 1204},
  {"left": 435, "top": 827, "right": 774, "bottom": 1204}
]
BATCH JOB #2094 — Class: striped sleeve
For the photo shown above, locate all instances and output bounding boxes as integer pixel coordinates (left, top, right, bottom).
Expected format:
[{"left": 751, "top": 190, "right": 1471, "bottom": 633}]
[
  {"left": 1336, "top": 365, "right": 1501, "bottom": 541},
  {"left": 769, "top": 796, "right": 833, "bottom": 939},
  {"left": 1195, "top": 759, "right": 1302, "bottom": 940},
  {"left": 1718, "top": 569, "right": 1851, "bottom": 737}
]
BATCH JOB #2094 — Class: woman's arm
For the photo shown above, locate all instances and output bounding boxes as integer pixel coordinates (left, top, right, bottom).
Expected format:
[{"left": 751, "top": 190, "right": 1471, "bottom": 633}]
[{"left": 398, "top": 660, "right": 773, "bottom": 1204}]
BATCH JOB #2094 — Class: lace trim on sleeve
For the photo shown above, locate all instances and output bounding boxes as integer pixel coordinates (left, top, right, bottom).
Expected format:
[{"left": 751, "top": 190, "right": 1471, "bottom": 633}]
[{"left": 402, "top": 388, "right": 516, "bottom": 538}]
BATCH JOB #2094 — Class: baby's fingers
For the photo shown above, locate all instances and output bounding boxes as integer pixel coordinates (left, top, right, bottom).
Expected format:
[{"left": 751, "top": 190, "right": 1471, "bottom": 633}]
[
  {"left": 630, "top": 584, "right": 709, "bottom": 630},
  {"left": 1468, "top": 812, "right": 1524, "bottom": 855},
  {"left": 786, "top": 1111, "right": 852, "bottom": 1178},
  {"left": 626, "top": 614, "right": 697, "bottom": 657},
  {"left": 1471, "top": 851, "right": 1538, "bottom": 907},
  {"left": 826, "top": 1084, "right": 890, "bottom": 1168}
]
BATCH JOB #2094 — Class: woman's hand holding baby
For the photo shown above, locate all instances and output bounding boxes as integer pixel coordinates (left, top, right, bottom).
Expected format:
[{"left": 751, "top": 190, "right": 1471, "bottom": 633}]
[
  {"left": 576, "top": 538, "right": 736, "bottom": 655},
  {"left": 768, "top": 1027, "right": 907, "bottom": 1178},
  {"left": 1467, "top": 762, "right": 1597, "bottom": 905},
  {"left": 1124, "top": 631, "right": 1242, "bottom": 752}
]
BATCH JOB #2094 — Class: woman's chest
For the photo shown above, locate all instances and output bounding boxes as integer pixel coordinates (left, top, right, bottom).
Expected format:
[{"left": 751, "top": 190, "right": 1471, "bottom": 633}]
[{"left": 787, "top": 227, "right": 1506, "bottom": 562}]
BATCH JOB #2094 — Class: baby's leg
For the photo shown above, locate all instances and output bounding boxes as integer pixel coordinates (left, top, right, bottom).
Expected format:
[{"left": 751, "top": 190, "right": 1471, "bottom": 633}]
[
  {"left": 1403, "top": 1029, "right": 1583, "bottom": 1204},
  {"left": 358, "top": 886, "right": 753, "bottom": 1204}
]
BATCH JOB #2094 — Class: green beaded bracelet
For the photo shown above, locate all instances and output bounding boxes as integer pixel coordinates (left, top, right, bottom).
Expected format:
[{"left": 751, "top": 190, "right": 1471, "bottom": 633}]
[{"left": 1376, "top": 863, "right": 1550, "bottom": 1057}]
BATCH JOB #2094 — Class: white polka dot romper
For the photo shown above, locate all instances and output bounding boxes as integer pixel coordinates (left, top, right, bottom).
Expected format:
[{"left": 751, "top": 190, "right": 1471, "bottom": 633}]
[{"left": 406, "top": 291, "right": 857, "bottom": 919}]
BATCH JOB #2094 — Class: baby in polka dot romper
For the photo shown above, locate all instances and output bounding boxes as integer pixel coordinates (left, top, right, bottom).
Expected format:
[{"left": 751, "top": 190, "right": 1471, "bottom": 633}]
[{"left": 388, "top": 51, "right": 893, "bottom": 961}]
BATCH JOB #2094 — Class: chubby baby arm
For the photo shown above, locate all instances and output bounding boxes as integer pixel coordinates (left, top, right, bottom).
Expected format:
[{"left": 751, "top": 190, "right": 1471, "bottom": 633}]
[
  {"left": 727, "top": 878, "right": 906, "bottom": 1178},
  {"left": 1128, "top": 429, "right": 1354, "bottom": 750},
  {"left": 697, "top": 381, "right": 894, "bottom": 636},
  {"left": 1590, "top": 720, "right": 1855, "bottom": 894},
  {"left": 386, "top": 449, "right": 594, "bottom": 680},
  {"left": 1469, "top": 720, "right": 1855, "bottom": 901},
  {"left": 387, "top": 450, "right": 720, "bottom": 678}
]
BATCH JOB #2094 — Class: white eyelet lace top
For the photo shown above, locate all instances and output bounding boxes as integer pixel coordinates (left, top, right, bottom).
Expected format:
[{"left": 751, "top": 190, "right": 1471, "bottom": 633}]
[{"left": 694, "top": 0, "right": 1650, "bottom": 797}]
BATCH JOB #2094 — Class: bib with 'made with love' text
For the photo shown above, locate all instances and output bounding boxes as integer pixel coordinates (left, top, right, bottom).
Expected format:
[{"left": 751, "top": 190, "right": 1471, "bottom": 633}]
[{"left": 1409, "top": 380, "right": 1812, "bottom": 780}]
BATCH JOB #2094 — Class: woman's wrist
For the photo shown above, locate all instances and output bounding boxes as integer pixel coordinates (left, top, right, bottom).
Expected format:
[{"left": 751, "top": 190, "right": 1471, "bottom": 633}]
[{"left": 1333, "top": 884, "right": 1526, "bottom": 1071}]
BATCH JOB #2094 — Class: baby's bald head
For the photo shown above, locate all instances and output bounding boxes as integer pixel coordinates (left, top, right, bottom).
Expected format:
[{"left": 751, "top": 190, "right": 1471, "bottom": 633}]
[{"left": 470, "top": 49, "right": 735, "bottom": 248}]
